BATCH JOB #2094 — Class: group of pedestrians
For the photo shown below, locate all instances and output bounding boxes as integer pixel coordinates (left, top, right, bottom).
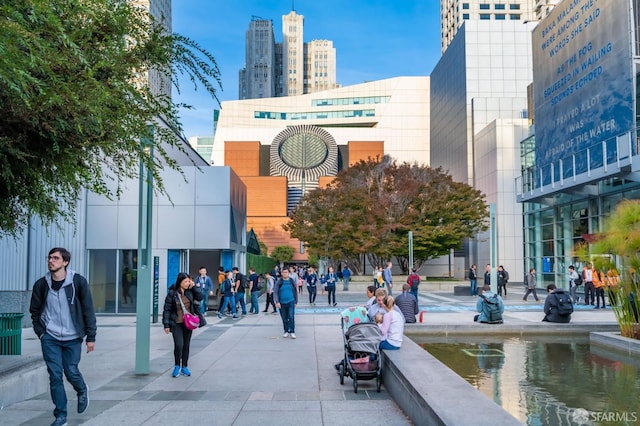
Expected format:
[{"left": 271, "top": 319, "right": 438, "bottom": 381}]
[{"left": 372, "top": 262, "right": 395, "bottom": 295}]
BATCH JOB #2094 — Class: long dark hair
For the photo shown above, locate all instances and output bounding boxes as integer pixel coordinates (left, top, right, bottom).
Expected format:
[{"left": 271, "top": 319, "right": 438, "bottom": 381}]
[{"left": 170, "top": 272, "right": 191, "bottom": 292}]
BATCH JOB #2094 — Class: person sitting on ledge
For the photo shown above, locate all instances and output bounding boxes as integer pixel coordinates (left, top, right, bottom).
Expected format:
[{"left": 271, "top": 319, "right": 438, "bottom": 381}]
[
  {"left": 542, "top": 284, "right": 573, "bottom": 323},
  {"left": 474, "top": 285, "right": 504, "bottom": 324}
]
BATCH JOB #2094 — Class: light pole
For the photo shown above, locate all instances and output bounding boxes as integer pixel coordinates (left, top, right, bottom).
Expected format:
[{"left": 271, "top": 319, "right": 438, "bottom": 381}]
[{"left": 135, "top": 128, "right": 154, "bottom": 375}]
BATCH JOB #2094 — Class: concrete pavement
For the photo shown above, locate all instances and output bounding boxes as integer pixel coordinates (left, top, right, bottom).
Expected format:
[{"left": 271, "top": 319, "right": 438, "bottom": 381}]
[{"left": 0, "top": 285, "right": 619, "bottom": 425}]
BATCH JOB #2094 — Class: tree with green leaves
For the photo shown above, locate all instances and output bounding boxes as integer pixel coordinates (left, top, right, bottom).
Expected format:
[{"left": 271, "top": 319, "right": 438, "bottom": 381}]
[
  {"left": 0, "top": 0, "right": 221, "bottom": 236},
  {"left": 284, "top": 156, "right": 488, "bottom": 274},
  {"left": 270, "top": 245, "right": 294, "bottom": 264},
  {"left": 579, "top": 200, "right": 640, "bottom": 339}
]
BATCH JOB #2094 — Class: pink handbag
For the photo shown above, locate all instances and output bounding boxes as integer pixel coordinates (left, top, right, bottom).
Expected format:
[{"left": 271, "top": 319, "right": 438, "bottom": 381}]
[{"left": 177, "top": 293, "right": 200, "bottom": 330}]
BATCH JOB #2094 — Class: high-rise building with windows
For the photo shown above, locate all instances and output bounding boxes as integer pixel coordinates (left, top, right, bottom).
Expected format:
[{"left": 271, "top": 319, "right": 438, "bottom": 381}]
[
  {"left": 130, "top": 0, "right": 172, "bottom": 98},
  {"left": 239, "top": 9, "right": 337, "bottom": 99},
  {"left": 440, "top": 1, "right": 537, "bottom": 53},
  {"left": 239, "top": 17, "right": 277, "bottom": 99}
]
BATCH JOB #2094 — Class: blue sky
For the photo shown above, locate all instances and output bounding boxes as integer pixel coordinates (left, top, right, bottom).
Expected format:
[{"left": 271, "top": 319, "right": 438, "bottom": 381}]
[{"left": 172, "top": 0, "right": 441, "bottom": 139}]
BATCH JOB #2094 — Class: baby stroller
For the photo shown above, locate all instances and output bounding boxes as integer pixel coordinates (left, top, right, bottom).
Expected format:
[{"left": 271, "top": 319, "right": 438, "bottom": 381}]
[{"left": 337, "top": 307, "right": 382, "bottom": 393}]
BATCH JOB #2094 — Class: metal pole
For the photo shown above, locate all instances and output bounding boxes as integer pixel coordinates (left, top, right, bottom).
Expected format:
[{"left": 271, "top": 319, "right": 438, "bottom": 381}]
[
  {"left": 408, "top": 231, "right": 413, "bottom": 272},
  {"left": 490, "top": 203, "right": 497, "bottom": 292},
  {"left": 135, "top": 128, "right": 154, "bottom": 374}
]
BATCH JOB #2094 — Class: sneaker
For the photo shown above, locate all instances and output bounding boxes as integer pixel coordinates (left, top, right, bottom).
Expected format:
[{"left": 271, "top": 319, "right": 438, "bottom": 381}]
[
  {"left": 172, "top": 365, "right": 181, "bottom": 377},
  {"left": 594, "top": 306, "right": 600, "bottom": 309},
  {"left": 290, "top": 333, "right": 296, "bottom": 339},
  {"left": 271, "top": 311, "right": 278, "bottom": 314},
  {"left": 217, "top": 314, "right": 222, "bottom": 319},
  {"left": 181, "top": 367, "right": 191, "bottom": 376},
  {"left": 283, "top": 332, "right": 289, "bottom": 338},
  {"left": 333, "top": 303, "right": 337, "bottom": 307},
  {"left": 51, "top": 417, "right": 67, "bottom": 426},
  {"left": 77, "top": 386, "right": 89, "bottom": 414},
  {"left": 262, "top": 310, "right": 268, "bottom": 312},
  {"left": 232, "top": 315, "right": 240, "bottom": 320}
]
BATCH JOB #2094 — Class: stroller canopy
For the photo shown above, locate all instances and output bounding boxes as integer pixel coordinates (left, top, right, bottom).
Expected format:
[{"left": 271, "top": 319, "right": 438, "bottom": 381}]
[{"left": 346, "top": 322, "right": 382, "bottom": 354}]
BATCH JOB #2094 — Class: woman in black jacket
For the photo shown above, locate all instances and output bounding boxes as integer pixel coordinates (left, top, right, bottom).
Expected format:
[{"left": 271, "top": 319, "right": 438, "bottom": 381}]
[{"left": 163, "top": 272, "right": 202, "bottom": 377}]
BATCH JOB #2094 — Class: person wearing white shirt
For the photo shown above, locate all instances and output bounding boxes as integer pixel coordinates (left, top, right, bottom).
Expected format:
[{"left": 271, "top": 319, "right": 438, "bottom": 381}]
[{"left": 378, "top": 296, "right": 404, "bottom": 350}]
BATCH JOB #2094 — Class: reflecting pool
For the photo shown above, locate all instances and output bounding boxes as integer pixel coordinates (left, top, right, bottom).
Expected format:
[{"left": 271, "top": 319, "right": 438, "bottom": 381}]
[{"left": 413, "top": 335, "right": 640, "bottom": 426}]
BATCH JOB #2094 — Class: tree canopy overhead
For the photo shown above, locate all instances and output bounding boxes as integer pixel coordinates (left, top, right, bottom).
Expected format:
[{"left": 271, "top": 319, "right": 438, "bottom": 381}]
[
  {"left": 0, "top": 0, "right": 222, "bottom": 235},
  {"left": 284, "top": 156, "right": 489, "bottom": 273}
]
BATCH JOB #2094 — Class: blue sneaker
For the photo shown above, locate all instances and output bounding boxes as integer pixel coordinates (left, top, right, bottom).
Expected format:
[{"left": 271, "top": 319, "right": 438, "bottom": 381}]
[
  {"left": 50, "top": 417, "right": 67, "bottom": 426},
  {"left": 181, "top": 367, "right": 191, "bottom": 376},
  {"left": 172, "top": 365, "right": 181, "bottom": 377}
]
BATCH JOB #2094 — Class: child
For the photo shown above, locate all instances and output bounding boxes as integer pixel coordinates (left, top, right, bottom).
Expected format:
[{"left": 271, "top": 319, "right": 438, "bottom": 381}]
[
  {"left": 320, "top": 273, "right": 326, "bottom": 294},
  {"left": 374, "top": 312, "right": 384, "bottom": 325}
]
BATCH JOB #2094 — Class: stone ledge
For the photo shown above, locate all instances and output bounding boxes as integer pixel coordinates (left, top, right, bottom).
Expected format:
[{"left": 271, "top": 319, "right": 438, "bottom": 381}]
[
  {"left": 590, "top": 331, "right": 640, "bottom": 356},
  {"left": 380, "top": 336, "right": 521, "bottom": 426}
]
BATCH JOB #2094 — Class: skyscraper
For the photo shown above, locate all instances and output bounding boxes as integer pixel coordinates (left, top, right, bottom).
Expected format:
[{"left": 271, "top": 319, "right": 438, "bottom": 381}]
[
  {"left": 239, "top": 9, "right": 337, "bottom": 99},
  {"left": 282, "top": 10, "right": 304, "bottom": 96},
  {"left": 440, "top": 0, "right": 536, "bottom": 53},
  {"left": 239, "top": 17, "right": 277, "bottom": 99},
  {"left": 130, "top": 0, "right": 172, "bottom": 98}
]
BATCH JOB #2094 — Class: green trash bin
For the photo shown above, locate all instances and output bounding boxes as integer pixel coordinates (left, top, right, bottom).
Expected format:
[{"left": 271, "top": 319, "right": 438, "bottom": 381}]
[{"left": 0, "top": 313, "right": 25, "bottom": 355}]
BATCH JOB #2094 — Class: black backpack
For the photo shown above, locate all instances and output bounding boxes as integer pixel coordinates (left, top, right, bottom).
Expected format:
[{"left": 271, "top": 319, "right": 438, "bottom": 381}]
[
  {"left": 555, "top": 291, "right": 574, "bottom": 316},
  {"left": 480, "top": 294, "right": 503, "bottom": 324},
  {"left": 236, "top": 273, "right": 249, "bottom": 290},
  {"left": 573, "top": 273, "right": 583, "bottom": 286}
]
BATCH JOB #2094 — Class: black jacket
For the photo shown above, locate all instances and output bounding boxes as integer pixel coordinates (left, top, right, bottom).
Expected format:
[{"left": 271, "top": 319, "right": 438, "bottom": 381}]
[
  {"left": 162, "top": 287, "right": 202, "bottom": 329},
  {"left": 30, "top": 272, "right": 97, "bottom": 342},
  {"left": 543, "top": 290, "right": 572, "bottom": 323}
]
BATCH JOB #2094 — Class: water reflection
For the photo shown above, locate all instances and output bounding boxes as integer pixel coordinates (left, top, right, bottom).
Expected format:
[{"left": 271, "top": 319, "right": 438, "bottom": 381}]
[{"left": 415, "top": 335, "right": 640, "bottom": 426}]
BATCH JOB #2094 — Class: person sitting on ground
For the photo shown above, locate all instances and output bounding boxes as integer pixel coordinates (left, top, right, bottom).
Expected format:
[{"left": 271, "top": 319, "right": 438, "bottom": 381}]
[
  {"left": 542, "top": 284, "right": 573, "bottom": 323},
  {"left": 474, "top": 285, "right": 504, "bottom": 324},
  {"left": 378, "top": 296, "right": 404, "bottom": 350},
  {"left": 395, "top": 283, "right": 419, "bottom": 323}
]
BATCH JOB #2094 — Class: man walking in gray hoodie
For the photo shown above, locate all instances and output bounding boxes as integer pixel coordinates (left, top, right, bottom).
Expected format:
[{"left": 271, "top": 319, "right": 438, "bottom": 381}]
[{"left": 30, "top": 247, "right": 97, "bottom": 426}]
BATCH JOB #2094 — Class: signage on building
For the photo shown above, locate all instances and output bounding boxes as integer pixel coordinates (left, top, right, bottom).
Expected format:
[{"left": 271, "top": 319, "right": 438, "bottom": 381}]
[{"left": 532, "top": 0, "right": 634, "bottom": 186}]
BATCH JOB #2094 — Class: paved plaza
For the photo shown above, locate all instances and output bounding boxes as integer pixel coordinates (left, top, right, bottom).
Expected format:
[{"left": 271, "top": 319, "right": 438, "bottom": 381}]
[{"left": 0, "top": 285, "right": 618, "bottom": 425}]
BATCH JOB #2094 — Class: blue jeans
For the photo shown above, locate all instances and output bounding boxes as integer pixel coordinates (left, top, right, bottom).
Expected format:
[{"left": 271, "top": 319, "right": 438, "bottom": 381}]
[
  {"left": 236, "top": 291, "right": 247, "bottom": 314},
  {"left": 410, "top": 287, "right": 419, "bottom": 299},
  {"left": 380, "top": 340, "right": 400, "bottom": 350},
  {"left": 41, "top": 333, "right": 87, "bottom": 419},
  {"left": 201, "top": 290, "right": 209, "bottom": 314},
  {"left": 343, "top": 277, "right": 349, "bottom": 291},
  {"left": 250, "top": 291, "right": 260, "bottom": 313},
  {"left": 470, "top": 279, "right": 477, "bottom": 296},
  {"left": 279, "top": 301, "right": 295, "bottom": 333},
  {"left": 218, "top": 294, "right": 236, "bottom": 316}
]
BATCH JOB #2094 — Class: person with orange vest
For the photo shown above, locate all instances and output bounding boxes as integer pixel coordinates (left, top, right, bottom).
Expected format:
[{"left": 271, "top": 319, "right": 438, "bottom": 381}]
[{"left": 592, "top": 268, "right": 606, "bottom": 309}]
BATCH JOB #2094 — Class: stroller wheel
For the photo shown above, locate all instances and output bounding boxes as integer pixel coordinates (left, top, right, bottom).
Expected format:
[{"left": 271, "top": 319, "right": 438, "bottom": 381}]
[
  {"left": 376, "top": 375, "right": 382, "bottom": 392},
  {"left": 353, "top": 377, "right": 358, "bottom": 393},
  {"left": 338, "top": 364, "right": 345, "bottom": 385}
]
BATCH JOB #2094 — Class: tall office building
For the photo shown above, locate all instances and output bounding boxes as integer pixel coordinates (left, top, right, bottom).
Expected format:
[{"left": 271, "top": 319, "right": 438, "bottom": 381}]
[
  {"left": 304, "top": 39, "right": 337, "bottom": 93},
  {"left": 432, "top": 0, "right": 547, "bottom": 281},
  {"left": 130, "top": 0, "right": 172, "bottom": 98},
  {"left": 239, "top": 17, "right": 277, "bottom": 99},
  {"left": 440, "top": 1, "right": 537, "bottom": 53},
  {"left": 517, "top": 0, "right": 640, "bottom": 289},
  {"left": 282, "top": 10, "right": 305, "bottom": 96},
  {"left": 239, "top": 9, "right": 337, "bottom": 99}
]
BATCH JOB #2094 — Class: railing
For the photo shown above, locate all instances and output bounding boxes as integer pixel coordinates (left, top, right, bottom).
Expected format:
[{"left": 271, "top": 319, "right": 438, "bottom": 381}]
[{"left": 516, "top": 129, "right": 639, "bottom": 199}]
